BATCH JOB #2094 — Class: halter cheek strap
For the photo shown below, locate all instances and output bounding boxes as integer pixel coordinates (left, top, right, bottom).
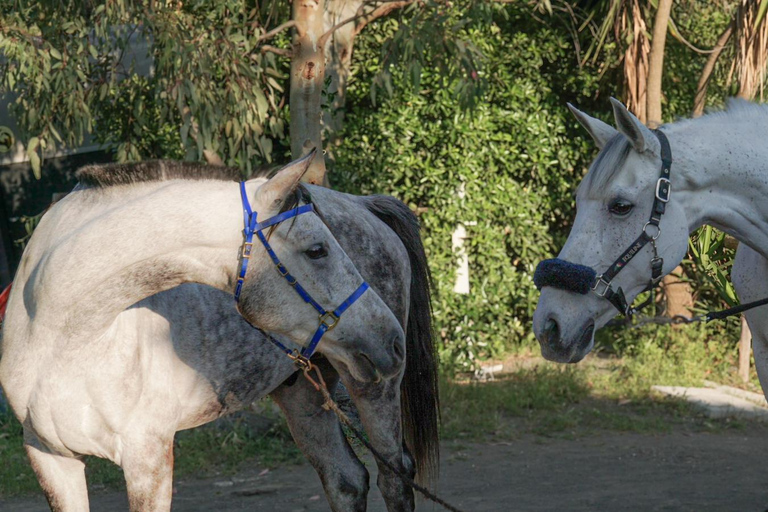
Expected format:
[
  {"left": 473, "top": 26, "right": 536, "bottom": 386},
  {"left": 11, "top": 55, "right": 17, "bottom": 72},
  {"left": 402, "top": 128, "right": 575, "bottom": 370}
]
[
  {"left": 235, "top": 181, "right": 369, "bottom": 368},
  {"left": 534, "top": 129, "right": 672, "bottom": 318}
]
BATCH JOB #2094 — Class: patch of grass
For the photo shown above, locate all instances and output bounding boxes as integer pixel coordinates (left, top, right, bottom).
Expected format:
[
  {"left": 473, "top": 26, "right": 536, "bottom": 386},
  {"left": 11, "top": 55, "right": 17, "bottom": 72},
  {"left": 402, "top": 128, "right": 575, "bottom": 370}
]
[
  {"left": 441, "top": 325, "right": 760, "bottom": 441},
  {"left": 441, "top": 366, "right": 590, "bottom": 438},
  {"left": 0, "top": 410, "right": 40, "bottom": 497},
  {"left": 173, "top": 411, "right": 302, "bottom": 478},
  {"left": 0, "top": 401, "right": 301, "bottom": 498}
]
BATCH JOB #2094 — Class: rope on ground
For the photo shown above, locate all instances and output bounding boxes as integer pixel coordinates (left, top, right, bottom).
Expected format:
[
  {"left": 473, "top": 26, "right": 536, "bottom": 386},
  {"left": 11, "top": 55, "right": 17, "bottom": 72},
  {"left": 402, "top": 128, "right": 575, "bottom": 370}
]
[{"left": 301, "top": 365, "right": 467, "bottom": 512}]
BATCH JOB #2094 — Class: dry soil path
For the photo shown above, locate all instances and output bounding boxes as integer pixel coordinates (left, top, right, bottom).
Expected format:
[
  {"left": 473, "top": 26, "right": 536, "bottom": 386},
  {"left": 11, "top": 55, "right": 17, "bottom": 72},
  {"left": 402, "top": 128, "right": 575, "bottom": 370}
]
[{"left": 4, "top": 429, "right": 768, "bottom": 511}]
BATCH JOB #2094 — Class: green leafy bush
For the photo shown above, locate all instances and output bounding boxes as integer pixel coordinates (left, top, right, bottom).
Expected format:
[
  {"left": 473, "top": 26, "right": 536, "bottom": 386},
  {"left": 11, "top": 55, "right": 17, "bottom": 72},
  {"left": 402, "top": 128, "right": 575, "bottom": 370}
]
[{"left": 334, "top": 6, "right": 601, "bottom": 371}]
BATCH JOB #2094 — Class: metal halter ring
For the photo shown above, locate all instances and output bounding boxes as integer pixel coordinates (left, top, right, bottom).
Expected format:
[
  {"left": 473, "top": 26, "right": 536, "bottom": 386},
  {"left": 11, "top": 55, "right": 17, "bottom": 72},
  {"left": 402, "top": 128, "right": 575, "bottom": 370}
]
[
  {"left": 642, "top": 222, "right": 661, "bottom": 240},
  {"left": 288, "top": 350, "right": 314, "bottom": 372}
]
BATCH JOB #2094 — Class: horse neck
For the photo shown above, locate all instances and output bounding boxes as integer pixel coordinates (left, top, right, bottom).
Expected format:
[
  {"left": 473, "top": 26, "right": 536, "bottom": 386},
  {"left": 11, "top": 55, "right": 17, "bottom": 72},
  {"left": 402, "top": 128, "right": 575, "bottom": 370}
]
[
  {"left": 27, "top": 180, "right": 247, "bottom": 335},
  {"left": 669, "top": 111, "right": 768, "bottom": 254}
]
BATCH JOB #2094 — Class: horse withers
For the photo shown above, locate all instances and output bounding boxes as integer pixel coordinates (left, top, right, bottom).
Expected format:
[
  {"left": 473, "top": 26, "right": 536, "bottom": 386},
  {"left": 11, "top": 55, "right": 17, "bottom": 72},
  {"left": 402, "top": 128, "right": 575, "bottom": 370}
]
[{"left": 0, "top": 155, "right": 439, "bottom": 511}]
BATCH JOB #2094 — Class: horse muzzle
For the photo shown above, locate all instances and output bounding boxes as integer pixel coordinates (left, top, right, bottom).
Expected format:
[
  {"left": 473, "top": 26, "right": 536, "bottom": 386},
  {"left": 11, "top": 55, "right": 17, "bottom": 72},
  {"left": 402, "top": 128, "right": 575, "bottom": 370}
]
[{"left": 533, "top": 294, "right": 596, "bottom": 363}]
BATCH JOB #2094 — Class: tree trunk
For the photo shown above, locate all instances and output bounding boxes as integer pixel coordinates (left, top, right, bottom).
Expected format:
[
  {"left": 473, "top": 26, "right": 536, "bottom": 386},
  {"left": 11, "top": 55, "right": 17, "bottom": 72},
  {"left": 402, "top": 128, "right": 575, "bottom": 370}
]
[
  {"left": 645, "top": 0, "right": 694, "bottom": 320},
  {"left": 659, "top": 266, "right": 694, "bottom": 318},
  {"left": 323, "top": 0, "right": 359, "bottom": 139},
  {"left": 693, "top": 22, "right": 734, "bottom": 118},
  {"left": 291, "top": 0, "right": 329, "bottom": 186},
  {"left": 646, "top": 0, "right": 674, "bottom": 128}
]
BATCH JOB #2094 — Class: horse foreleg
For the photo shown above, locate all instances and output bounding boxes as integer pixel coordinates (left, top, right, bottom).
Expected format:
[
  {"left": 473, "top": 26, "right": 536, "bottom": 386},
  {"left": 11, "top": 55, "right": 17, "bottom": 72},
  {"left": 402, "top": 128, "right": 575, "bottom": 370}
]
[
  {"left": 733, "top": 244, "right": 768, "bottom": 394},
  {"left": 270, "top": 359, "right": 369, "bottom": 512},
  {"left": 120, "top": 435, "right": 175, "bottom": 512},
  {"left": 24, "top": 434, "right": 89, "bottom": 512},
  {"left": 342, "top": 374, "right": 415, "bottom": 512}
]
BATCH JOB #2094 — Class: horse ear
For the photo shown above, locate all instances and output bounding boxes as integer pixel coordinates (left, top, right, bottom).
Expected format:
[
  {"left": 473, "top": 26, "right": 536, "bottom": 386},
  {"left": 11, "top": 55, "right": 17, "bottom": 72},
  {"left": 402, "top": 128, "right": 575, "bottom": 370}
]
[
  {"left": 567, "top": 103, "right": 617, "bottom": 149},
  {"left": 254, "top": 149, "right": 316, "bottom": 211},
  {"left": 609, "top": 97, "right": 657, "bottom": 154}
]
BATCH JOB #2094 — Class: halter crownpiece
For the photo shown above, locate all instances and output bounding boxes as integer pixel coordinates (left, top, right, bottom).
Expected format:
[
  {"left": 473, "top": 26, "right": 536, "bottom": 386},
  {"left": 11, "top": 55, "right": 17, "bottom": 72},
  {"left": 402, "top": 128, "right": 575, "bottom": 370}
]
[
  {"left": 534, "top": 129, "right": 672, "bottom": 318},
  {"left": 234, "top": 181, "right": 369, "bottom": 368}
]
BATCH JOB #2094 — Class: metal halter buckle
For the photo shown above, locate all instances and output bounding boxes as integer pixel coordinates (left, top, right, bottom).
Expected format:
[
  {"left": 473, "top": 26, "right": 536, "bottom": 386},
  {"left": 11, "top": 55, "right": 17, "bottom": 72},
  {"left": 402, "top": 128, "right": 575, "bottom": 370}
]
[
  {"left": 319, "top": 312, "right": 340, "bottom": 330},
  {"left": 276, "top": 263, "right": 289, "bottom": 277},
  {"left": 655, "top": 177, "right": 671, "bottom": 203},
  {"left": 241, "top": 242, "right": 253, "bottom": 259},
  {"left": 592, "top": 276, "right": 611, "bottom": 297}
]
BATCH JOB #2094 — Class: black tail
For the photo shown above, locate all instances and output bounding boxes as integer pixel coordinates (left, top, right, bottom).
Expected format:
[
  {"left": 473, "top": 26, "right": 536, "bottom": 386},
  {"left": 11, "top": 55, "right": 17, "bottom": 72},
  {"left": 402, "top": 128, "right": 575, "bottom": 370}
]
[{"left": 364, "top": 196, "right": 439, "bottom": 484}]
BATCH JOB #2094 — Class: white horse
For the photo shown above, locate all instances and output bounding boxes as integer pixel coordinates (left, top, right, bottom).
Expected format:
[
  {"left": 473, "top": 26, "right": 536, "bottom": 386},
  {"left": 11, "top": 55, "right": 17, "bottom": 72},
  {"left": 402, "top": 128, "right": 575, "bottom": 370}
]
[
  {"left": 533, "top": 99, "right": 768, "bottom": 379},
  {"left": 0, "top": 154, "right": 439, "bottom": 511}
]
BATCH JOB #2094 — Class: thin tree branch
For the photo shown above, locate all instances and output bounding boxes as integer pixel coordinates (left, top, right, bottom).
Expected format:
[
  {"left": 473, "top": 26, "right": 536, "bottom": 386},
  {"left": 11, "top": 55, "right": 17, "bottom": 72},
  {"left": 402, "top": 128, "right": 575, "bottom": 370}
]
[
  {"left": 318, "top": 0, "right": 417, "bottom": 47},
  {"left": 693, "top": 21, "right": 735, "bottom": 117},
  {"left": 353, "top": 0, "right": 416, "bottom": 37},
  {"left": 257, "top": 20, "right": 296, "bottom": 42},
  {"left": 261, "top": 45, "right": 293, "bottom": 57},
  {"left": 669, "top": 17, "right": 718, "bottom": 54}
]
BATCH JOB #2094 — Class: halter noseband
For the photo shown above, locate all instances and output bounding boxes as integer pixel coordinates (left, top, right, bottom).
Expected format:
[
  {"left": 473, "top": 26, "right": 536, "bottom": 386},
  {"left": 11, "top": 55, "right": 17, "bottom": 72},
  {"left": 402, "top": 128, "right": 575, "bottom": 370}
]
[
  {"left": 534, "top": 129, "right": 672, "bottom": 318},
  {"left": 234, "top": 181, "right": 369, "bottom": 369}
]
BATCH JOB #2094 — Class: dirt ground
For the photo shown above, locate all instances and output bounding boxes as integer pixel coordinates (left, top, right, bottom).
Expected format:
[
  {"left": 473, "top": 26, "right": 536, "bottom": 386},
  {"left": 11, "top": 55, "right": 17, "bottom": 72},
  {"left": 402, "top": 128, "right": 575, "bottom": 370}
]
[{"left": 4, "top": 428, "right": 768, "bottom": 512}]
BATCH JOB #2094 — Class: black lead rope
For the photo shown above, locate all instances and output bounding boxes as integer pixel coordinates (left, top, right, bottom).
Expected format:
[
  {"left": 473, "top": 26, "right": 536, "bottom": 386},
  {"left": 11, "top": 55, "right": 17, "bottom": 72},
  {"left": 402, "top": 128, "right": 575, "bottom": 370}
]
[
  {"left": 607, "top": 294, "right": 768, "bottom": 328},
  {"left": 703, "top": 296, "right": 768, "bottom": 322}
]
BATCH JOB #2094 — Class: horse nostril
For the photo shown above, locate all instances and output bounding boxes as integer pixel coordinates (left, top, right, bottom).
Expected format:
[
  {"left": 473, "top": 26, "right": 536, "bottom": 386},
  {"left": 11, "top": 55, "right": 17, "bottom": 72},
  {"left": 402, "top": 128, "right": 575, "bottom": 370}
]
[{"left": 543, "top": 317, "right": 560, "bottom": 346}]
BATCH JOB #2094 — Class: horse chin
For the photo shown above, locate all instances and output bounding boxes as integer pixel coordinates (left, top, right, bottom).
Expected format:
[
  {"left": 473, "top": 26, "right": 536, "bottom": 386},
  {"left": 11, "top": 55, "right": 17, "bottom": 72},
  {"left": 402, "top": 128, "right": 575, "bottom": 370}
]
[
  {"left": 344, "top": 354, "right": 383, "bottom": 384},
  {"left": 539, "top": 321, "right": 595, "bottom": 364}
]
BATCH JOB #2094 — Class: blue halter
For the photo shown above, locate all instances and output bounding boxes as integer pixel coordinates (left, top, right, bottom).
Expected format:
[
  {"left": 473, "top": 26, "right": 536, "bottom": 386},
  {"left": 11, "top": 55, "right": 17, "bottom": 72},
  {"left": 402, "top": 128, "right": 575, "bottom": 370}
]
[{"left": 234, "top": 181, "right": 370, "bottom": 370}]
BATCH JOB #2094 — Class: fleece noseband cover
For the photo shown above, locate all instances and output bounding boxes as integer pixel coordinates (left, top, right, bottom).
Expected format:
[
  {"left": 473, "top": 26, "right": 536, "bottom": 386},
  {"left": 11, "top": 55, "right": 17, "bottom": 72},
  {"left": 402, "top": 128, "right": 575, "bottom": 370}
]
[{"left": 533, "top": 258, "right": 597, "bottom": 295}]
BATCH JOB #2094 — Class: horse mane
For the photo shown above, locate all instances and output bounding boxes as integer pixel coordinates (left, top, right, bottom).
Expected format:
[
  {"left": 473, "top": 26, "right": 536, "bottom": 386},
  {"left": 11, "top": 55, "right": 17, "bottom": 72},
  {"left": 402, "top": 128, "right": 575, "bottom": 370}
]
[
  {"left": 362, "top": 195, "right": 440, "bottom": 485},
  {"left": 76, "top": 160, "right": 242, "bottom": 188}
]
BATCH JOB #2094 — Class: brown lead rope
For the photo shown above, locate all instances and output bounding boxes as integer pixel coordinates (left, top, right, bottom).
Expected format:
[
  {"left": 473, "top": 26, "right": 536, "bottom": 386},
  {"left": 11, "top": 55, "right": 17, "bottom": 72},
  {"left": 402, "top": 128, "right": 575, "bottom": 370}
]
[{"left": 300, "top": 365, "right": 467, "bottom": 512}]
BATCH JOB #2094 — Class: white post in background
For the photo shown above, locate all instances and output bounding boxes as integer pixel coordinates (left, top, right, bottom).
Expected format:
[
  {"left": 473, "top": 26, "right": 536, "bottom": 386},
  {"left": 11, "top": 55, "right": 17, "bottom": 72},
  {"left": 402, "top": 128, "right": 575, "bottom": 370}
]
[
  {"left": 739, "top": 315, "right": 752, "bottom": 383},
  {"left": 452, "top": 183, "right": 472, "bottom": 294}
]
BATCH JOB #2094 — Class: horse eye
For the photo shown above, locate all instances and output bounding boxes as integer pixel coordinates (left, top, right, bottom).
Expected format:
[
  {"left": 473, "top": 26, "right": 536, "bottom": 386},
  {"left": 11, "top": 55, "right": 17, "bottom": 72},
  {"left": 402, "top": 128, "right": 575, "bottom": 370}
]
[
  {"left": 609, "top": 200, "right": 634, "bottom": 217},
  {"left": 305, "top": 244, "right": 328, "bottom": 260}
]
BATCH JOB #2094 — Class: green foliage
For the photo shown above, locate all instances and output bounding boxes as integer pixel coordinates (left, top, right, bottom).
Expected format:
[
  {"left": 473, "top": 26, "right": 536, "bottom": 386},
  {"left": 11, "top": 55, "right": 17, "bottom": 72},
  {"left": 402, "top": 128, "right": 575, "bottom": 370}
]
[
  {"left": 94, "top": 75, "right": 184, "bottom": 161},
  {"left": 0, "top": 0, "right": 489, "bottom": 171},
  {"left": 687, "top": 226, "right": 738, "bottom": 308},
  {"left": 335, "top": 3, "right": 600, "bottom": 371},
  {"left": 367, "top": 0, "right": 491, "bottom": 110},
  {"left": 1, "top": 1, "right": 291, "bottom": 171}
]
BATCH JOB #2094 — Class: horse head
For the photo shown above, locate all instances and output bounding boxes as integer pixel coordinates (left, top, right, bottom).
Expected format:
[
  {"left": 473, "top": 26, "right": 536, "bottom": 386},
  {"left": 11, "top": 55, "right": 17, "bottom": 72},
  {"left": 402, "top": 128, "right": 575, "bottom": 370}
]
[{"left": 533, "top": 99, "right": 690, "bottom": 363}]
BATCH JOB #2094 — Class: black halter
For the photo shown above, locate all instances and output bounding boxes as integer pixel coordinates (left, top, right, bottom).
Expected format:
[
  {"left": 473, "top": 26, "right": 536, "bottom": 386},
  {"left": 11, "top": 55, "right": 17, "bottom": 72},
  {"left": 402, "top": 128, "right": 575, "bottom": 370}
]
[{"left": 534, "top": 129, "right": 672, "bottom": 318}]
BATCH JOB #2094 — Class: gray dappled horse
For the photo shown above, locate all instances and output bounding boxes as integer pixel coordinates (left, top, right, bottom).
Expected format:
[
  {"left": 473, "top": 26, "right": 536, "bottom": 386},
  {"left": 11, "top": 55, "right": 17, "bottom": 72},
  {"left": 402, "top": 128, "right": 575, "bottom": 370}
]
[
  {"left": 533, "top": 99, "right": 768, "bottom": 387},
  {"left": 0, "top": 155, "right": 439, "bottom": 511}
]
